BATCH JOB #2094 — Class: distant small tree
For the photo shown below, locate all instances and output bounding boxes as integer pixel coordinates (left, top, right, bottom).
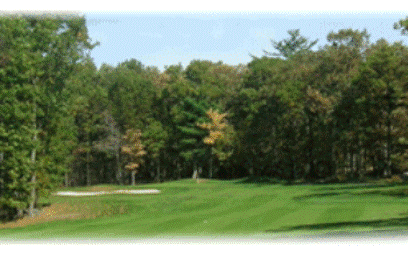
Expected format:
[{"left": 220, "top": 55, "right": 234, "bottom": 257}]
[
  {"left": 121, "top": 129, "right": 146, "bottom": 185},
  {"left": 198, "top": 108, "right": 236, "bottom": 178}
]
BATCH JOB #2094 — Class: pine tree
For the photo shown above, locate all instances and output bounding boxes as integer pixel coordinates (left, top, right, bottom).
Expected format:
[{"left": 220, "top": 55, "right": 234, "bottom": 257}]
[
  {"left": 173, "top": 97, "right": 208, "bottom": 178},
  {"left": 264, "top": 29, "right": 318, "bottom": 59}
]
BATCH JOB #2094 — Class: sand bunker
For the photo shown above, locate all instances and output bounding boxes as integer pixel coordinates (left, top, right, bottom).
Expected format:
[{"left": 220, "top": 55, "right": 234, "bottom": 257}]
[{"left": 55, "top": 189, "right": 160, "bottom": 196}]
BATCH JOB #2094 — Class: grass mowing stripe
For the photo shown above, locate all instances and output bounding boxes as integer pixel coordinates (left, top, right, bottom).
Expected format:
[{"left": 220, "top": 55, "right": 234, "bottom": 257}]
[
  {"left": 317, "top": 204, "right": 367, "bottom": 226},
  {"left": 4, "top": 180, "right": 408, "bottom": 239},
  {"left": 217, "top": 207, "right": 298, "bottom": 233},
  {"left": 272, "top": 203, "right": 329, "bottom": 231},
  {"left": 110, "top": 193, "right": 276, "bottom": 235}
]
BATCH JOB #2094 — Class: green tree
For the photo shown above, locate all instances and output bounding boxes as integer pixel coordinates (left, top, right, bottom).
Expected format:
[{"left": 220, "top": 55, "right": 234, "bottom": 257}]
[
  {"left": 351, "top": 40, "right": 408, "bottom": 177},
  {"left": 394, "top": 16, "right": 408, "bottom": 35},
  {"left": 66, "top": 60, "right": 109, "bottom": 186},
  {"left": 264, "top": 29, "right": 318, "bottom": 59},
  {"left": 172, "top": 97, "right": 208, "bottom": 179},
  {"left": 327, "top": 28, "right": 370, "bottom": 50},
  {"left": 0, "top": 14, "right": 96, "bottom": 219},
  {"left": 104, "top": 62, "right": 155, "bottom": 132},
  {"left": 142, "top": 119, "right": 169, "bottom": 182}
]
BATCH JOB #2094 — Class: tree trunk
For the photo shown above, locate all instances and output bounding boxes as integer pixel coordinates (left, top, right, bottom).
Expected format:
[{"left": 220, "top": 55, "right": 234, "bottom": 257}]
[
  {"left": 162, "top": 168, "right": 167, "bottom": 183},
  {"left": 65, "top": 172, "right": 69, "bottom": 187},
  {"left": 307, "top": 116, "right": 315, "bottom": 180},
  {"left": 155, "top": 158, "right": 161, "bottom": 182},
  {"left": 99, "top": 166, "right": 104, "bottom": 185},
  {"left": 150, "top": 160, "right": 155, "bottom": 178},
  {"left": 17, "top": 209, "right": 24, "bottom": 219},
  {"left": 162, "top": 151, "right": 167, "bottom": 182},
  {"left": 177, "top": 161, "right": 181, "bottom": 180},
  {"left": 28, "top": 102, "right": 37, "bottom": 218},
  {"left": 28, "top": 173, "right": 36, "bottom": 217},
  {"left": 385, "top": 110, "right": 392, "bottom": 176},
  {"left": 131, "top": 171, "right": 136, "bottom": 186},
  {"left": 363, "top": 148, "right": 367, "bottom": 174},
  {"left": 86, "top": 149, "right": 91, "bottom": 186},
  {"left": 357, "top": 148, "right": 363, "bottom": 180},
  {"left": 116, "top": 150, "right": 122, "bottom": 185},
  {"left": 248, "top": 151, "right": 255, "bottom": 177},
  {"left": 209, "top": 154, "right": 213, "bottom": 179},
  {"left": 192, "top": 162, "right": 198, "bottom": 179},
  {"left": 330, "top": 122, "right": 337, "bottom": 178},
  {"left": 349, "top": 150, "right": 354, "bottom": 178},
  {"left": 292, "top": 156, "right": 297, "bottom": 181},
  {"left": 384, "top": 87, "right": 392, "bottom": 177},
  {"left": 373, "top": 153, "right": 380, "bottom": 178}
]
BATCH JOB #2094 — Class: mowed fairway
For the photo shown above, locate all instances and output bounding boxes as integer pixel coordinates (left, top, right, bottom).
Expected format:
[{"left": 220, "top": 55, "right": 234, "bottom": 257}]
[{"left": 2, "top": 179, "right": 408, "bottom": 239}]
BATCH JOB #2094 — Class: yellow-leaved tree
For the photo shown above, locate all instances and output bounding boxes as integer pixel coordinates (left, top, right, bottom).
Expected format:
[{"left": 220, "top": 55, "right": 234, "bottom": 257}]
[
  {"left": 121, "top": 129, "right": 147, "bottom": 185},
  {"left": 197, "top": 108, "right": 236, "bottom": 178}
]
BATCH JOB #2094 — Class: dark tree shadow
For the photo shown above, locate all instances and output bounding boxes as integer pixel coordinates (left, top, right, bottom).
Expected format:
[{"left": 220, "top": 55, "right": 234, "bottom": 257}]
[
  {"left": 314, "top": 183, "right": 408, "bottom": 192},
  {"left": 234, "top": 176, "right": 287, "bottom": 185},
  {"left": 266, "top": 216, "right": 408, "bottom": 233},
  {"left": 293, "top": 192, "right": 342, "bottom": 200}
]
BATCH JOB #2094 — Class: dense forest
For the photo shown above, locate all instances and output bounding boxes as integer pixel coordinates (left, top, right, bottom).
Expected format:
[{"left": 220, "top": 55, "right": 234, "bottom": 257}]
[{"left": 1, "top": 14, "right": 408, "bottom": 221}]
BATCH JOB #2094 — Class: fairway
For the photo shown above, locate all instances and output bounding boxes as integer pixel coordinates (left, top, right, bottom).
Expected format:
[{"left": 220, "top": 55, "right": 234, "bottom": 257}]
[{"left": 2, "top": 179, "right": 408, "bottom": 239}]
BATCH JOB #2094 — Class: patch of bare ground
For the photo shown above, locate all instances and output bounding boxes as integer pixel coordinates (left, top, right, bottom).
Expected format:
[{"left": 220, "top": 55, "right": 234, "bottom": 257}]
[
  {"left": 0, "top": 203, "right": 82, "bottom": 229},
  {"left": 0, "top": 201, "right": 128, "bottom": 229}
]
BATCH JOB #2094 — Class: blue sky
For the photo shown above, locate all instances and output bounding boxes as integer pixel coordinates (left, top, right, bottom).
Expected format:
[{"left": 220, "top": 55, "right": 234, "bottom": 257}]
[{"left": 84, "top": 12, "right": 408, "bottom": 71}]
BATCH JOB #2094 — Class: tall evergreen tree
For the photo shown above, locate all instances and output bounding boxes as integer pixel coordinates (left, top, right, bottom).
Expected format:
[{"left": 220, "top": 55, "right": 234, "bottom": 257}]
[
  {"left": 173, "top": 97, "right": 209, "bottom": 178},
  {"left": 264, "top": 29, "right": 318, "bottom": 59}
]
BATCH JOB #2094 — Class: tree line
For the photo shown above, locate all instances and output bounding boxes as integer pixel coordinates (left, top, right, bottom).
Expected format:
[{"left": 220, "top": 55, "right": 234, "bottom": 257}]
[{"left": 1, "top": 14, "right": 408, "bottom": 221}]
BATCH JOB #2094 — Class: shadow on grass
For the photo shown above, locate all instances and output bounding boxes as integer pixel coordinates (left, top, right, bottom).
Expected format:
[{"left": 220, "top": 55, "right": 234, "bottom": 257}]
[
  {"left": 234, "top": 176, "right": 287, "bottom": 185},
  {"left": 266, "top": 216, "right": 408, "bottom": 233},
  {"left": 296, "top": 189, "right": 408, "bottom": 201},
  {"left": 315, "top": 183, "right": 408, "bottom": 192},
  {"left": 236, "top": 176, "right": 408, "bottom": 189},
  {"left": 356, "top": 189, "right": 408, "bottom": 198},
  {"left": 293, "top": 192, "right": 342, "bottom": 200},
  {"left": 37, "top": 202, "right": 52, "bottom": 209}
]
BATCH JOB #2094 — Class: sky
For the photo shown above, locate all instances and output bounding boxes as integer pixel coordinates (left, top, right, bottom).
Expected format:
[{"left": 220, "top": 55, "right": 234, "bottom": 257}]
[
  {"left": 83, "top": 12, "right": 408, "bottom": 71},
  {"left": 2, "top": 1, "right": 408, "bottom": 71}
]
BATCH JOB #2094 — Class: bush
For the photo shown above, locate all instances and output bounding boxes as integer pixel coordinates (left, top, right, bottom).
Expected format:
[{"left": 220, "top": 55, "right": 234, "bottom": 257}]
[{"left": 386, "top": 175, "right": 404, "bottom": 184}]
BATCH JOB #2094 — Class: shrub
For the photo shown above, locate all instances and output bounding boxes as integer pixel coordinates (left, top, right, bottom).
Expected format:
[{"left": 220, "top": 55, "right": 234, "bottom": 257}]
[{"left": 386, "top": 175, "right": 404, "bottom": 184}]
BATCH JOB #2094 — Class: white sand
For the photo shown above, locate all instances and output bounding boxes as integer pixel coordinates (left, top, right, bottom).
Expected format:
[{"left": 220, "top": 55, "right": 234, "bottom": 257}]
[{"left": 55, "top": 189, "right": 160, "bottom": 196}]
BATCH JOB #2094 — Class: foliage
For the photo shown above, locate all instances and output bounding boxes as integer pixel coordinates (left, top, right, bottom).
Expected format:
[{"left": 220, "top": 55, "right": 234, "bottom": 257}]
[
  {"left": 0, "top": 14, "right": 96, "bottom": 220},
  {"left": 198, "top": 108, "right": 236, "bottom": 162},
  {"left": 264, "top": 29, "right": 318, "bottom": 59},
  {"left": 394, "top": 16, "right": 408, "bottom": 35},
  {"left": 121, "top": 129, "right": 147, "bottom": 185}
]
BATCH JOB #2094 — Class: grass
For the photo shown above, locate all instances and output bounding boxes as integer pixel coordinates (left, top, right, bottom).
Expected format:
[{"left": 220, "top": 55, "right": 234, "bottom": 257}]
[{"left": 2, "top": 178, "right": 408, "bottom": 239}]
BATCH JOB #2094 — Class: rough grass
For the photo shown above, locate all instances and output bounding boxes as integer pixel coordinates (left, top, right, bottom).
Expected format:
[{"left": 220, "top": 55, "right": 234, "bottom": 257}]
[{"left": 2, "top": 179, "right": 408, "bottom": 239}]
